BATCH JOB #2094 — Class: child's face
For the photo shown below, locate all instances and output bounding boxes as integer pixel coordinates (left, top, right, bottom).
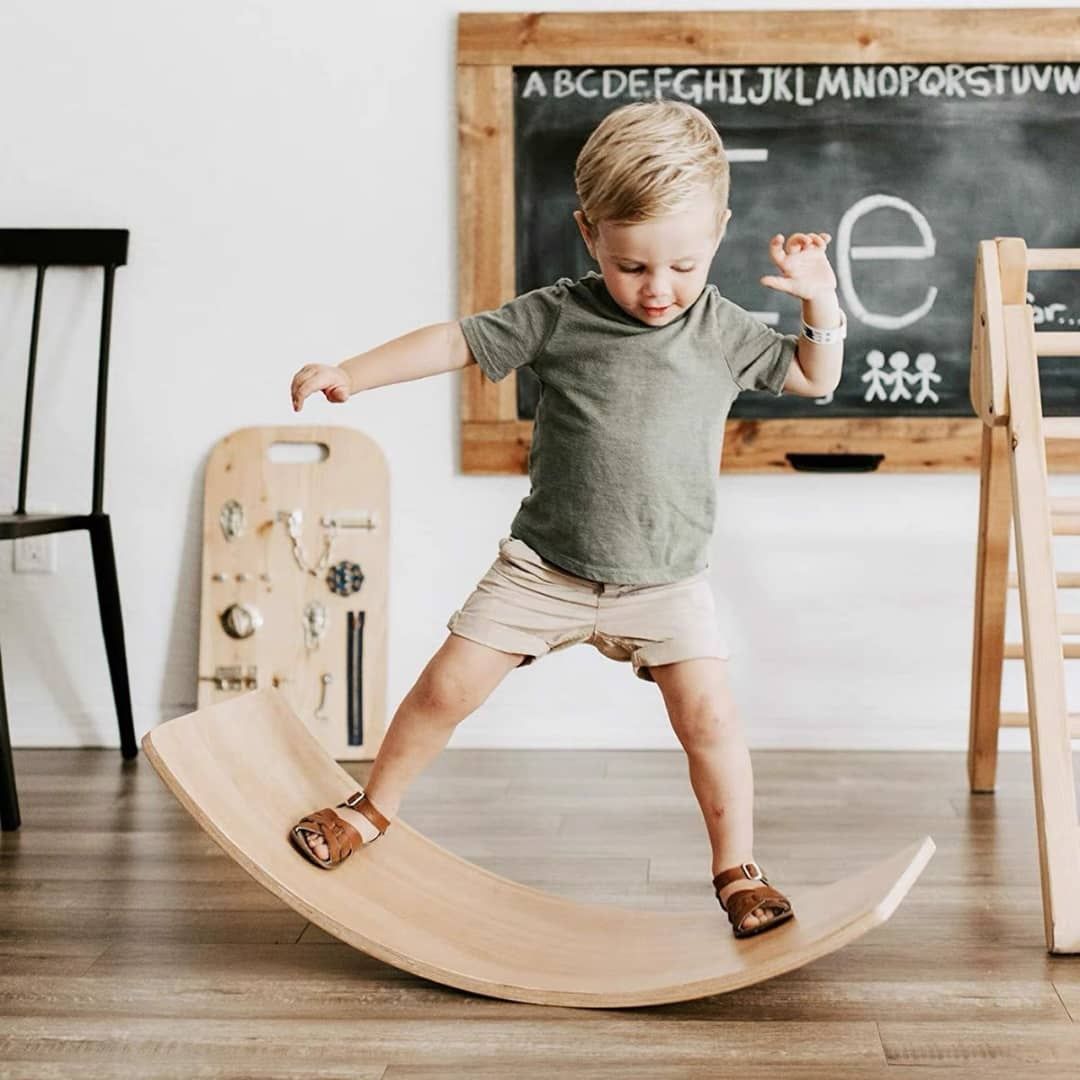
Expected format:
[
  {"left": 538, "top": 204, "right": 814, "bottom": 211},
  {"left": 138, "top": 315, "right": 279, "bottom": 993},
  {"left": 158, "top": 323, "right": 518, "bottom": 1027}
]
[{"left": 574, "top": 191, "right": 731, "bottom": 327}]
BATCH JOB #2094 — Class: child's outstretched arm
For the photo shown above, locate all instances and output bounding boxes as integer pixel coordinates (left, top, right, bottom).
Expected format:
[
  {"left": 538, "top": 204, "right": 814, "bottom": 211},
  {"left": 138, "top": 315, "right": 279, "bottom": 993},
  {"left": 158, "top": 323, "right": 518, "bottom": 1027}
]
[
  {"left": 759, "top": 232, "right": 844, "bottom": 398},
  {"left": 291, "top": 322, "right": 474, "bottom": 412}
]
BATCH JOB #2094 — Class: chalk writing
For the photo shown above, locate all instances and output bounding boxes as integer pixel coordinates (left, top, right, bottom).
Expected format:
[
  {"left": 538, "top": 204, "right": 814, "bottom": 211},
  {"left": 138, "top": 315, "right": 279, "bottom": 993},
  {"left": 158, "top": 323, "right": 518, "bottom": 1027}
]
[
  {"left": 520, "top": 64, "right": 1080, "bottom": 107},
  {"left": 1028, "top": 292, "right": 1077, "bottom": 327}
]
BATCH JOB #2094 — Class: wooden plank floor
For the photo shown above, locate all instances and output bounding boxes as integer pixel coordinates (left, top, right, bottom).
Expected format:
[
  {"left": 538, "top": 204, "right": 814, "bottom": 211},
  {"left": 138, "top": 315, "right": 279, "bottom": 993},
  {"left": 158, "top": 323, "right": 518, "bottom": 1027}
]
[{"left": 1, "top": 745, "right": 1079, "bottom": 1079}]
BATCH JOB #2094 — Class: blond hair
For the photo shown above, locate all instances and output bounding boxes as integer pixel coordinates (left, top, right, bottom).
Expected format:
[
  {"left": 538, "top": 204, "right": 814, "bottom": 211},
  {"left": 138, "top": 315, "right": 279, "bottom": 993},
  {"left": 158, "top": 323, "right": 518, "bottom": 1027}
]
[{"left": 574, "top": 100, "right": 729, "bottom": 231}]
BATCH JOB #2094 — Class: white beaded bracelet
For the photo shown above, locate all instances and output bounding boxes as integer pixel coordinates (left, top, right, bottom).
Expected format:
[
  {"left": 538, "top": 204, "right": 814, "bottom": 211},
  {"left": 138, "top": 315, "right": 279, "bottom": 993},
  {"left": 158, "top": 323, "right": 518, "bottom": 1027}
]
[{"left": 801, "top": 309, "right": 847, "bottom": 345}]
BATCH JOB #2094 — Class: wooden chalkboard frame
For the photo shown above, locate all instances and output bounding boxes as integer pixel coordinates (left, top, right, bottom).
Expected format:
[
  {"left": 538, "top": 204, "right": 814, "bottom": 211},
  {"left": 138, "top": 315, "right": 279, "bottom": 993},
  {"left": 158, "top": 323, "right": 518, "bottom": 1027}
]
[{"left": 456, "top": 8, "right": 1080, "bottom": 474}]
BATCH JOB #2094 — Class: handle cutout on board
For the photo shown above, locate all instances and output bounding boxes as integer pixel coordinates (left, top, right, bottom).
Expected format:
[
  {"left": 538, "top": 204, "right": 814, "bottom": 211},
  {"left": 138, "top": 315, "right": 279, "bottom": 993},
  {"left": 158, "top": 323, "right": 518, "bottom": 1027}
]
[
  {"left": 785, "top": 453, "right": 885, "bottom": 473},
  {"left": 267, "top": 441, "right": 330, "bottom": 464}
]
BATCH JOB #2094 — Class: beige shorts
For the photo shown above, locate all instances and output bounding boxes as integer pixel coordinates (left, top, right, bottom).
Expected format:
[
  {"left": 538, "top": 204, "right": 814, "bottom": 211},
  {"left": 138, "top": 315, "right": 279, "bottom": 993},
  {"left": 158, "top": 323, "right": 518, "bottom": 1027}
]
[{"left": 446, "top": 536, "right": 729, "bottom": 683}]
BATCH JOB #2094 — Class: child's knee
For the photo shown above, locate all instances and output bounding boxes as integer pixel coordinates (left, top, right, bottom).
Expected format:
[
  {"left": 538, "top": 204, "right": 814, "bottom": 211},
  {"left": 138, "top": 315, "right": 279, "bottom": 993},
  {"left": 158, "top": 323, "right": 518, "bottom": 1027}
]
[
  {"left": 408, "top": 665, "right": 481, "bottom": 716},
  {"left": 410, "top": 639, "right": 521, "bottom": 717},
  {"left": 670, "top": 702, "right": 741, "bottom": 752}
]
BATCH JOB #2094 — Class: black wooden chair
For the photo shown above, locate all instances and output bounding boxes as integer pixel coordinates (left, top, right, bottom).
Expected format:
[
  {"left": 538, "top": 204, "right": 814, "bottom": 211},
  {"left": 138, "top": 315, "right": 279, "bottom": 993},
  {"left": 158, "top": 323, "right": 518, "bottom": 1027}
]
[{"left": 0, "top": 229, "right": 137, "bottom": 830}]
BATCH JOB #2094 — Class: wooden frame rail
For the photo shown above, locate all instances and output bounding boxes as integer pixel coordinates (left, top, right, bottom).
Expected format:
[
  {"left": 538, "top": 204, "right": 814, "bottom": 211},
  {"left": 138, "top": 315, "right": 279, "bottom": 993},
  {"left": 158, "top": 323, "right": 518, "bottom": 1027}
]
[{"left": 968, "top": 237, "right": 1080, "bottom": 954}]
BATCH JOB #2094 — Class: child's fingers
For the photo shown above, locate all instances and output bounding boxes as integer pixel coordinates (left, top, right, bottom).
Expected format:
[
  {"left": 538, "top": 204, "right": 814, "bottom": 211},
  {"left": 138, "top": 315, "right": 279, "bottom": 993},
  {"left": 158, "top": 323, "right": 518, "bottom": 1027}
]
[
  {"left": 768, "top": 234, "right": 790, "bottom": 269},
  {"left": 293, "top": 366, "right": 350, "bottom": 410},
  {"left": 760, "top": 274, "right": 798, "bottom": 295},
  {"left": 293, "top": 369, "right": 330, "bottom": 410},
  {"left": 290, "top": 372, "right": 306, "bottom": 411},
  {"left": 294, "top": 374, "right": 315, "bottom": 404},
  {"left": 290, "top": 365, "right": 319, "bottom": 408},
  {"left": 783, "top": 231, "right": 834, "bottom": 255}
]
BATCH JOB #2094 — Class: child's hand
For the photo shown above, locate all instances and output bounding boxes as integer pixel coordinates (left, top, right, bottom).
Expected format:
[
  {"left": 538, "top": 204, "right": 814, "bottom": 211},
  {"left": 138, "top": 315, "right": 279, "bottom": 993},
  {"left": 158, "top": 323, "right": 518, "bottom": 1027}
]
[
  {"left": 290, "top": 364, "right": 352, "bottom": 412},
  {"left": 759, "top": 232, "right": 837, "bottom": 301}
]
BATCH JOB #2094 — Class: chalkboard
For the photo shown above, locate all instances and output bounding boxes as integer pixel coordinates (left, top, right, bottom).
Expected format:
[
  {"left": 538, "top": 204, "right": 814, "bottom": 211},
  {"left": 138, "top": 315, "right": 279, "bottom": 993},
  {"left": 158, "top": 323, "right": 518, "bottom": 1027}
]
[{"left": 512, "top": 62, "right": 1080, "bottom": 421}]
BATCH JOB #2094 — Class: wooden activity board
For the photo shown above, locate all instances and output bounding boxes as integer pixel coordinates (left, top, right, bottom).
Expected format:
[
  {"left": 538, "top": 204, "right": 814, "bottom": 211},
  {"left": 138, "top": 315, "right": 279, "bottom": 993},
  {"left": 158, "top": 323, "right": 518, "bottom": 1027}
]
[{"left": 197, "top": 426, "right": 389, "bottom": 760}]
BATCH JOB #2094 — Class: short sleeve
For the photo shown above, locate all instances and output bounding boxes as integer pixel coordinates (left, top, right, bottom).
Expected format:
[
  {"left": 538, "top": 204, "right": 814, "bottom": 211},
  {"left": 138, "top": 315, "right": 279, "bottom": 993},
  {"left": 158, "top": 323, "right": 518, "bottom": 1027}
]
[
  {"left": 715, "top": 293, "right": 799, "bottom": 397},
  {"left": 459, "top": 281, "right": 567, "bottom": 383}
]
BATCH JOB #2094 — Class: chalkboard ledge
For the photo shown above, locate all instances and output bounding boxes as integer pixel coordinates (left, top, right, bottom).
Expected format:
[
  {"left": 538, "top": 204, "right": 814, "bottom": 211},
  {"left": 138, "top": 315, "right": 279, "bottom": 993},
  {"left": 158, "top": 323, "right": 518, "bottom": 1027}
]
[{"left": 461, "top": 417, "right": 1025, "bottom": 474}]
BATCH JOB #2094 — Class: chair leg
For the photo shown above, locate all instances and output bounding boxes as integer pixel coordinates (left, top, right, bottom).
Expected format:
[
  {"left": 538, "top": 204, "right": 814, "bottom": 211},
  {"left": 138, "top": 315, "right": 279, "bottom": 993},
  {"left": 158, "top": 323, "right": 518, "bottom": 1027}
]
[
  {"left": 0, "top": 641, "right": 20, "bottom": 830},
  {"left": 89, "top": 515, "right": 138, "bottom": 760}
]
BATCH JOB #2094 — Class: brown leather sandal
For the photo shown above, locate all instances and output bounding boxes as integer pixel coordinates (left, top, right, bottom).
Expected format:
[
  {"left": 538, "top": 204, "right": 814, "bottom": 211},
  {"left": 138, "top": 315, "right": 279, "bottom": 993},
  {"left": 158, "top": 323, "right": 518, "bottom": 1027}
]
[
  {"left": 289, "top": 790, "right": 391, "bottom": 869},
  {"left": 713, "top": 860, "right": 794, "bottom": 939}
]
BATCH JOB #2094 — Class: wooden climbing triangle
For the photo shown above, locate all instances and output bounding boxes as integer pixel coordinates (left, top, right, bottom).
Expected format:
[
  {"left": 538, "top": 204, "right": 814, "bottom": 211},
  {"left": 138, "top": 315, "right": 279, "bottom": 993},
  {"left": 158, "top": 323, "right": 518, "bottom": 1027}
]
[{"left": 968, "top": 238, "right": 1080, "bottom": 953}]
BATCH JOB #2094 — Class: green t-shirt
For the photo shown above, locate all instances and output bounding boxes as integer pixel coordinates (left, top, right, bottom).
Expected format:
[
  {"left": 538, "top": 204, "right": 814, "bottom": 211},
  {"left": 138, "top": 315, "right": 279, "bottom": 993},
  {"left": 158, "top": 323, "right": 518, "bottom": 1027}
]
[{"left": 459, "top": 271, "right": 797, "bottom": 584}]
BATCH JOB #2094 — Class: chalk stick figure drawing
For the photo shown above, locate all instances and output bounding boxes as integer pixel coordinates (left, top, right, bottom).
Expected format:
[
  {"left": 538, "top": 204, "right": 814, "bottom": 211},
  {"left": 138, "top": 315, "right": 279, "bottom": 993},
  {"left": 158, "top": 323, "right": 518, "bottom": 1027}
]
[
  {"left": 912, "top": 352, "right": 941, "bottom": 404},
  {"left": 887, "top": 351, "right": 915, "bottom": 402},
  {"left": 862, "top": 350, "right": 889, "bottom": 402}
]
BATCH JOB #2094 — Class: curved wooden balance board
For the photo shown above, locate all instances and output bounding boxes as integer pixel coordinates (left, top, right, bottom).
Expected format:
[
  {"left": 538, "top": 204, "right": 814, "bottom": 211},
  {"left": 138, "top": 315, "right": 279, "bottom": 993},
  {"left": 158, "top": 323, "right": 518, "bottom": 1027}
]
[{"left": 143, "top": 688, "right": 936, "bottom": 1008}]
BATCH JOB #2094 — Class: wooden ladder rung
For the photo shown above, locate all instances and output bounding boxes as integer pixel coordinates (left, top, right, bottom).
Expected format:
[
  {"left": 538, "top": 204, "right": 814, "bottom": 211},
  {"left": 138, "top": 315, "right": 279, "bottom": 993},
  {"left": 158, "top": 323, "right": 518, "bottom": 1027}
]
[
  {"left": 1004, "top": 641, "right": 1080, "bottom": 659},
  {"left": 1008, "top": 571, "right": 1080, "bottom": 588},
  {"left": 1052, "top": 516, "right": 1080, "bottom": 536},
  {"left": 1001, "top": 711, "right": 1080, "bottom": 736},
  {"left": 1049, "top": 497, "right": 1080, "bottom": 534},
  {"left": 1027, "top": 248, "right": 1080, "bottom": 271},
  {"left": 1035, "top": 332, "right": 1080, "bottom": 357},
  {"left": 1042, "top": 418, "right": 1080, "bottom": 439}
]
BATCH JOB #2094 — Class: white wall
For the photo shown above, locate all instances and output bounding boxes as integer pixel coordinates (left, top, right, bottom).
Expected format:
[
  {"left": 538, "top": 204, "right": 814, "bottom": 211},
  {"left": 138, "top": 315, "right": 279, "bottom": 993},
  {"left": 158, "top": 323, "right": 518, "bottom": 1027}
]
[{"left": 1, "top": 0, "right": 1075, "bottom": 752}]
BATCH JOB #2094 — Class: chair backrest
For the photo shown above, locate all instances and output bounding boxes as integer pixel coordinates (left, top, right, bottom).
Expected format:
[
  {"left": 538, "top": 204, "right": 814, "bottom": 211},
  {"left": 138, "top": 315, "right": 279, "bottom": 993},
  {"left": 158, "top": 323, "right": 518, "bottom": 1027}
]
[{"left": 0, "top": 228, "right": 129, "bottom": 515}]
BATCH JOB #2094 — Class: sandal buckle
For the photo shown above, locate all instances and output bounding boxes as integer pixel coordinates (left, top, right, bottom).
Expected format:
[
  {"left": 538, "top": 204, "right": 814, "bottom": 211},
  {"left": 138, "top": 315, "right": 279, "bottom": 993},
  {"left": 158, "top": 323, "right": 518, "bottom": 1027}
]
[
  {"left": 740, "top": 861, "right": 764, "bottom": 881},
  {"left": 343, "top": 790, "right": 366, "bottom": 809}
]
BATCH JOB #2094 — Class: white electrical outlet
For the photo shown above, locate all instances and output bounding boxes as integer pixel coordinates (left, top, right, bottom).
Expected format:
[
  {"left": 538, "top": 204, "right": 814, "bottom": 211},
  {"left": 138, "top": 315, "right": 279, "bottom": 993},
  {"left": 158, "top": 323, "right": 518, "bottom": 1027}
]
[{"left": 14, "top": 532, "right": 58, "bottom": 573}]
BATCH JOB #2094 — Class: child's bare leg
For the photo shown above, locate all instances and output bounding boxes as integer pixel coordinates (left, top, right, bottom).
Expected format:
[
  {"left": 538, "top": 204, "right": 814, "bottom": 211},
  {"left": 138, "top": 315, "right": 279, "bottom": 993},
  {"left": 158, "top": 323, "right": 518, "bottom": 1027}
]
[
  {"left": 649, "top": 657, "right": 771, "bottom": 931},
  {"left": 302, "top": 634, "right": 525, "bottom": 860}
]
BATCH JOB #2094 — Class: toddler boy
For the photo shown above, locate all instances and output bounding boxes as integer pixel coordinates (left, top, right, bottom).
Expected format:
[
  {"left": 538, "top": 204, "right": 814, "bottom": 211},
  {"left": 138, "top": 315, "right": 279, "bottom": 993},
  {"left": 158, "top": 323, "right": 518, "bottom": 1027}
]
[{"left": 289, "top": 100, "right": 844, "bottom": 938}]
